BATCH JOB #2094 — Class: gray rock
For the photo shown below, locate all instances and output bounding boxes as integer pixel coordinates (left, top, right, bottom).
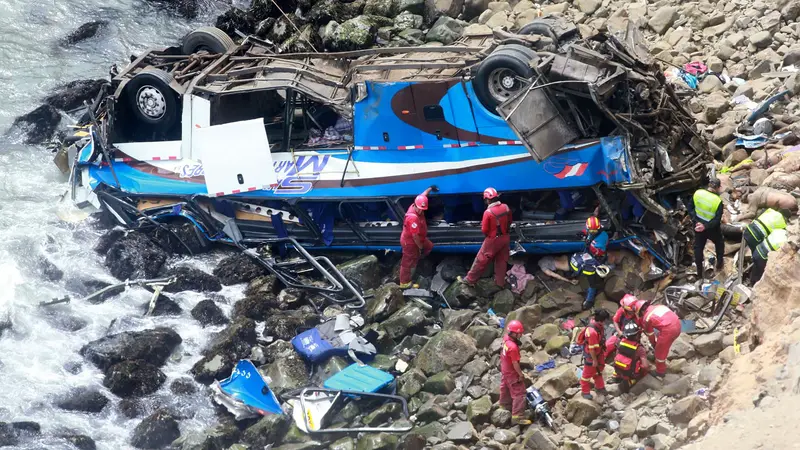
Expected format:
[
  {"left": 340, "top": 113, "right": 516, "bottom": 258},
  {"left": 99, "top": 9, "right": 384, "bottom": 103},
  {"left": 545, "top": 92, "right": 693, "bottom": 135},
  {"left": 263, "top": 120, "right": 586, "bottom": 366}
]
[
  {"left": 576, "top": 0, "right": 600, "bottom": 14},
  {"left": 307, "top": 0, "right": 364, "bottom": 25},
  {"left": 415, "top": 330, "right": 477, "bottom": 375},
  {"left": 704, "top": 93, "right": 729, "bottom": 123},
  {"left": 398, "top": 369, "right": 427, "bottom": 398},
  {"left": 687, "top": 410, "right": 710, "bottom": 437},
  {"left": 397, "top": 0, "right": 424, "bottom": 14},
  {"left": 242, "top": 414, "right": 291, "bottom": 448},
  {"left": 423, "top": 371, "right": 456, "bottom": 394},
  {"left": 365, "top": 283, "right": 405, "bottom": 324},
  {"left": 364, "top": 0, "right": 395, "bottom": 17},
  {"left": 534, "top": 364, "right": 578, "bottom": 401},
  {"left": 330, "top": 437, "right": 356, "bottom": 450},
  {"left": 81, "top": 327, "right": 182, "bottom": 371},
  {"left": 662, "top": 375, "right": 693, "bottom": 397},
  {"left": 466, "top": 395, "right": 492, "bottom": 424},
  {"left": 523, "top": 429, "right": 558, "bottom": 450},
  {"left": 463, "top": 0, "right": 489, "bottom": 20},
  {"left": 494, "top": 429, "right": 516, "bottom": 444},
  {"left": 699, "top": 75, "right": 723, "bottom": 94},
  {"left": 363, "top": 402, "right": 404, "bottom": 427},
  {"left": 651, "top": 433, "right": 676, "bottom": 450},
  {"left": 130, "top": 409, "right": 181, "bottom": 449},
  {"left": 163, "top": 266, "right": 222, "bottom": 293},
  {"left": 506, "top": 304, "right": 542, "bottom": 332},
  {"left": 750, "top": 30, "right": 773, "bottom": 48},
  {"left": 467, "top": 326, "right": 500, "bottom": 349},
  {"left": 260, "top": 351, "right": 309, "bottom": 396},
  {"left": 566, "top": 397, "right": 602, "bottom": 425},
  {"left": 463, "top": 357, "right": 490, "bottom": 378},
  {"left": 712, "top": 123, "right": 737, "bottom": 145},
  {"left": 103, "top": 360, "right": 166, "bottom": 398},
  {"left": 648, "top": 6, "right": 678, "bottom": 34},
  {"left": 783, "top": 0, "right": 800, "bottom": 21},
  {"left": 381, "top": 304, "right": 426, "bottom": 339},
  {"left": 425, "top": 16, "right": 464, "bottom": 45},
  {"left": 636, "top": 415, "right": 659, "bottom": 436},
  {"left": 545, "top": 335, "right": 571, "bottom": 354},
  {"left": 442, "top": 308, "right": 476, "bottom": 331},
  {"left": 668, "top": 395, "right": 707, "bottom": 424},
  {"left": 424, "top": 0, "right": 464, "bottom": 26},
  {"left": 694, "top": 332, "right": 724, "bottom": 356},
  {"left": 54, "top": 387, "right": 109, "bottom": 413},
  {"left": 191, "top": 318, "right": 257, "bottom": 384},
  {"left": 491, "top": 289, "right": 515, "bottom": 315},
  {"left": 619, "top": 409, "right": 638, "bottom": 438},
  {"left": 417, "top": 401, "right": 448, "bottom": 422},
  {"left": 698, "top": 360, "right": 723, "bottom": 387},
  {"left": 338, "top": 254, "right": 382, "bottom": 291},
  {"left": 394, "top": 11, "right": 423, "bottom": 30},
  {"left": 491, "top": 408, "right": 511, "bottom": 427},
  {"left": 669, "top": 335, "right": 696, "bottom": 359},
  {"left": 446, "top": 421, "right": 477, "bottom": 442},
  {"left": 531, "top": 323, "right": 560, "bottom": 346}
]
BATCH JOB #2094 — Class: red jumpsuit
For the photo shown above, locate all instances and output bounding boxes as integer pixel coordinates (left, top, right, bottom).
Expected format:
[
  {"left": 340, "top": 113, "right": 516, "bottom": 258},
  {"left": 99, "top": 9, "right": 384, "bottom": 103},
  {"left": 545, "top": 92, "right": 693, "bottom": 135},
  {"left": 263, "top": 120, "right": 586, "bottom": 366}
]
[
  {"left": 613, "top": 307, "right": 639, "bottom": 332},
  {"left": 499, "top": 334, "right": 526, "bottom": 417},
  {"left": 466, "top": 202, "right": 511, "bottom": 286},
  {"left": 640, "top": 304, "right": 681, "bottom": 375},
  {"left": 399, "top": 203, "right": 433, "bottom": 285},
  {"left": 580, "top": 321, "right": 606, "bottom": 395}
]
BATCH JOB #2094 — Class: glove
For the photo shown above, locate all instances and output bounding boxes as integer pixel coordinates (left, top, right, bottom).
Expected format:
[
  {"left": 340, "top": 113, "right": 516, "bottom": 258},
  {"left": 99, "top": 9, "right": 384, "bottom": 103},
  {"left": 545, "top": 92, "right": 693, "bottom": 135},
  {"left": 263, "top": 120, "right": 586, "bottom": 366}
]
[{"left": 430, "top": 185, "right": 440, "bottom": 192}]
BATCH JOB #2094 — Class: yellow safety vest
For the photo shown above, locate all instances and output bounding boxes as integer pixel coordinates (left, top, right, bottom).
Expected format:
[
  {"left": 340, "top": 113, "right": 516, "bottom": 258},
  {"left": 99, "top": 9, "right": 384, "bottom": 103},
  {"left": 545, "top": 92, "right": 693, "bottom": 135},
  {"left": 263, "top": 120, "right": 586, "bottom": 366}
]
[
  {"left": 756, "top": 229, "right": 788, "bottom": 259},
  {"left": 693, "top": 189, "right": 722, "bottom": 223},
  {"left": 757, "top": 209, "right": 786, "bottom": 234}
]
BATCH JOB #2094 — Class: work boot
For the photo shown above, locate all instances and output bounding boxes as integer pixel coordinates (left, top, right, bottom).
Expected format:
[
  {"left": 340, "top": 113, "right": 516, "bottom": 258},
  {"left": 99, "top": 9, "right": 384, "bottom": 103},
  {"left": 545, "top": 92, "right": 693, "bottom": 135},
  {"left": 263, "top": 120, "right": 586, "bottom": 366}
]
[
  {"left": 582, "top": 288, "right": 597, "bottom": 310},
  {"left": 457, "top": 276, "right": 476, "bottom": 287},
  {"left": 652, "top": 371, "right": 666, "bottom": 381},
  {"left": 581, "top": 393, "right": 593, "bottom": 400},
  {"left": 399, "top": 282, "right": 412, "bottom": 289},
  {"left": 511, "top": 416, "right": 532, "bottom": 426}
]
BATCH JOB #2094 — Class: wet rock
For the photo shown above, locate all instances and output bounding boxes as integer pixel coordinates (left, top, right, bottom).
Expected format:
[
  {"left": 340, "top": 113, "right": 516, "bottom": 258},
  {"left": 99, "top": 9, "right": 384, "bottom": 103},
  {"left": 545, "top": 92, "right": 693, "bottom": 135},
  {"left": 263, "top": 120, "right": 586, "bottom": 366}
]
[
  {"left": 467, "top": 326, "right": 499, "bottom": 349},
  {"left": 60, "top": 434, "right": 96, "bottom": 450},
  {"left": 442, "top": 309, "right": 476, "bottom": 331},
  {"left": 11, "top": 422, "right": 39, "bottom": 437},
  {"left": 566, "top": 397, "right": 602, "bottom": 425},
  {"left": 308, "top": 0, "right": 365, "bottom": 25},
  {"left": 141, "top": 294, "right": 183, "bottom": 316},
  {"left": 61, "top": 21, "right": 108, "bottom": 46},
  {"left": 130, "top": 409, "right": 181, "bottom": 449},
  {"left": 169, "top": 378, "right": 198, "bottom": 396},
  {"left": 191, "top": 299, "right": 229, "bottom": 326},
  {"left": 425, "top": 16, "right": 464, "bottom": 45},
  {"left": 104, "top": 232, "right": 167, "bottom": 280},
  {"left": 365, "top": 283, "right": 405, "bottom": 324},
  {"left": 524, "top": 429, "right": 557, "bottom": 450},
  {"left": 0, "top": 424, "right": 18, "bottom": 447},
  {"left": 55, "top": 387, "right": 109, "bottom": 413},
  {"left": 364, "top": 0, "right": 395, "bottom": 17},
  {"left": 337, "top": 254, "right": 382, "bottom": 291},
  {"left": 11, "top": 104, "right": 61, "bottom": 145},
  {"left": 423, "top": 371, "right": 455, "bottom": 395},
  {"left": 534, "top": 364, "right": 578, "bottom": 401},
  {"left": 668, "top": 395, "right": 707, "bottom": 424},
  {"left": 268, "top": 13, "right": 303, "bottom": 43},
  {"left": 235, "top": 277, "right": 282, "bottom": 319},
  {"left": 415, "top": 330, "right": 477, "bottom": 375},
  {"left": 263, "top": 308, "right": 319, "bottom": 341},
  {"left": 215, "top": 7, "right": 253, "bottom": 36},
  {"left": 37, "top": 256, "right": 63, "bottom": 281},
  {"left": 648, "top": 6, "right": 678, "bottom": 34},
  {"left": 417, "top": 401, "right": 448, "bottom": 422},
  {"left": 147, "top": 221, "right": 208, "bottom": 256},
  {"left": 104, "top": 360, "right": 166, "bottom": 397},
  {"left": 466, "top": 395, "right": 492, "bottom": 424},
  {"left": 192, "top": 318, "right": 257, "bottom": 384},
  {"left": 506, "top": 304, "right": 541, "bottom": 331},
  {"left": 531, "top": 323, "right": 560, "bottom": 345},
  {"left": 355, "top": 433, "right": 398, "bottom": 450},
  {"left": 330, "top": 437, "right": 356, "bottom": 450},
  {"left": 242, "top": 414, "right": 290, "bottom": 448},
  {"left": 398, "top": 369, "right": 427, "bottom": 398},
  {"left": 381, "top": 304, "right": 426, "bottom": 339},
  {"left": 694, "top": 332, "right": 724, "bottom": 356},
  {"left": 443, "top": 280, "right": 478, "bottom": 307},
  {"left": 145, "top": 0, "right": 199, "bottom": 18},
  {"left": 163, "top": 266, "right": 222, "bottom": 293},
  {"left": 260, "top": 351, "right": 309, "bottom": 396},
  {"left": 397, "top": 0, "right": 424, "bottom": 15},
  {"left": 213, "top": 252, "right": 268, "bottom": 286},
  {"left": 363, "top": 402, "right": 404, "bottom": 427},
  {"left": 446, "top": 421, "right": 477, "bottom": 442},
  {"left": 424, "top": 0, "right": 463, "bottom": 26},
  {"left": 118, "top": 399, "right": 145, "bottom": 418},
  {"left": 81, "top": 327, "right": 181, "bottom": 371}
]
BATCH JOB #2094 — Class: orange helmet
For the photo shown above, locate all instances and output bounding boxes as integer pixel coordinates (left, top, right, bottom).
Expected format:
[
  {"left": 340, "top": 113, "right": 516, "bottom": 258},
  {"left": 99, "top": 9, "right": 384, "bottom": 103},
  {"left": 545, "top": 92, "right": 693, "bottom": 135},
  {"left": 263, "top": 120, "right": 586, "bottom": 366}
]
[
  {"left": 620, "top": 294, "right": 638, "bottom": 312},
  {"left": 585, "top": 216, "right": 602, "bottom": 232},
  {"left": 414, "top": 195, "right": 428, "bottom": 210},
  {"left": 483, "top": 187, "right": 499, "bottom": 200},
  {"left": 507, "top": 319, "right": 524, "bottom": 333}
]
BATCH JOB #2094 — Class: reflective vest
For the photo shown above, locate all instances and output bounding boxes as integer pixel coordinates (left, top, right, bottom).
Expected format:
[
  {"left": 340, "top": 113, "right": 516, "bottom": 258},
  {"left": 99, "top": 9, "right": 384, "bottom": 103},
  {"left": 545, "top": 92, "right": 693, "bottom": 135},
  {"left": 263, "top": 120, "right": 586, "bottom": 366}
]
[
  {"left": 570, "top": 252, "right": 597, "bottom": 276},
  {"left": 614, "top": 337, "right": 640, "bottom": 378},
  {"left": 693, "top": 189, "right": 722, "bottom": 223},
  {"left": 756, "top": 229, "right": 788, "bottom": 259},
  {"left": 749, "top": 208, "right": 787, "bottom": 241}
]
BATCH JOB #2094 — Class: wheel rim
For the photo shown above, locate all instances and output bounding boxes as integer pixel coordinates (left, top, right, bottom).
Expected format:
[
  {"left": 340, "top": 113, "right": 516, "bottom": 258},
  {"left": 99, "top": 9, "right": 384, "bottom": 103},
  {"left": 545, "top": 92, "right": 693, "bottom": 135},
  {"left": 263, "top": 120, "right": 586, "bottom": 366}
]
[
  {"left": 136, "top": 85, "right": 167, "bottom": 119},
  {"left": 488, "top": 68, "right": 521, "bottom": 103}
]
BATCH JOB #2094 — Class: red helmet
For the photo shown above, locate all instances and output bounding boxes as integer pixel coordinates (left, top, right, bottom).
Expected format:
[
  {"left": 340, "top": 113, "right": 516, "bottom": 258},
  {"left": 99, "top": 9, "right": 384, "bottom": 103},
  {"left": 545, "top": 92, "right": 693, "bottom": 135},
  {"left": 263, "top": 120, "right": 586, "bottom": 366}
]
[
  {"left": 586, "top": 216, "right": 601, "bottom": 232},
  {"left": 414, "top": 195, "right": 428, "bottom": 210},
  {"left": 620, "top": 294, "right": 638, "bottom": 312},
  {"left": 635, "top": 300, "right": 650, "bottom": 316},
  {"left": 483, "top": 187, "right": 499, "bottom": 200},
  {"left": 507, "top": 319, "right": 524, "bottom": 334}
]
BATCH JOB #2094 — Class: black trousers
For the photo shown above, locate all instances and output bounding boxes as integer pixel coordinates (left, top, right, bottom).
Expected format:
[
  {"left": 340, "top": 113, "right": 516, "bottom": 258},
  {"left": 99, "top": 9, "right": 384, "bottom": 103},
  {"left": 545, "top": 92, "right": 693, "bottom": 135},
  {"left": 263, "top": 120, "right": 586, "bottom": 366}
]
[
  {"left": 750, "top": 251, "right": 768, "bottom": 284},
  {"left": 694, "top": 226, "right": 725, "bottom": 276}
]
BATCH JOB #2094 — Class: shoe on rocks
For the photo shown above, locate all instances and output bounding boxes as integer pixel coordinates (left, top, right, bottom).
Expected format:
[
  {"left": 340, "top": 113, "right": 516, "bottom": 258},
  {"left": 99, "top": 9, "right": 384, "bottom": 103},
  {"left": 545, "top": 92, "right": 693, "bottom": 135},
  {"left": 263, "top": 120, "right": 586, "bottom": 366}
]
[
  {"left": 582, "top": 393, "right": 593, "bottom": 400},
  {"left": 596, "top": 388, "right": 608, "bottom": 395},
  {"left": 511, "top": 416, "right": 532, "bottom": 426},
  {"left": 399, "top": 282, "right": 412, "bottom": 289}
]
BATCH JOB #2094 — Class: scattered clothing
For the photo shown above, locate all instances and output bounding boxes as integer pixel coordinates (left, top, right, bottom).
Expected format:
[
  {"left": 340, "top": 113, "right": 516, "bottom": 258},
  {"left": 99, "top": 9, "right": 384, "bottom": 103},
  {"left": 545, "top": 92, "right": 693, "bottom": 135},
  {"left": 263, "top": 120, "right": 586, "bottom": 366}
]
[{"left": 506, "top": 263, "right": 534, "bottom": 294}]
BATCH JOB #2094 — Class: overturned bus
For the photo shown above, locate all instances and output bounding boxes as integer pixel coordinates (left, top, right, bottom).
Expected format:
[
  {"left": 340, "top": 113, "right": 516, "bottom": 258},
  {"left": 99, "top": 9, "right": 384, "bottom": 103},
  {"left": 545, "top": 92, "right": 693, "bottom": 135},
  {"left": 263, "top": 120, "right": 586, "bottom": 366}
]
[{"left": 56, "top": 18, "right": 710, "bottom": 269}]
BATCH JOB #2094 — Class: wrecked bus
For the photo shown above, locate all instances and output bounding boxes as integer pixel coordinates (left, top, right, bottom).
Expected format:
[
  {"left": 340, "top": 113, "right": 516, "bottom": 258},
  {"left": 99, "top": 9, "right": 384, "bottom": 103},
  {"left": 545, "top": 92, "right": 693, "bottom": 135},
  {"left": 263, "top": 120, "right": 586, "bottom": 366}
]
[{"left": 56, "top": 19, "right": 710, "bottom": 268}]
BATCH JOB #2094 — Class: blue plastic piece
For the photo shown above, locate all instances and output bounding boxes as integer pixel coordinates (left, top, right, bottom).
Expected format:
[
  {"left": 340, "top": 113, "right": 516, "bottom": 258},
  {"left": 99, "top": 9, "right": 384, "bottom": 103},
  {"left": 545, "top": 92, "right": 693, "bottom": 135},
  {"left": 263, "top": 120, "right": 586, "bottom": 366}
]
[
  {"left": 218, "top": 360, "right": 283, "bottom": 415},
  {"left": 323, "top": 364, "right": 395, "bottom": 393},
  {"left": 292, "top": 328, "right": 338, "bottom": 363}
]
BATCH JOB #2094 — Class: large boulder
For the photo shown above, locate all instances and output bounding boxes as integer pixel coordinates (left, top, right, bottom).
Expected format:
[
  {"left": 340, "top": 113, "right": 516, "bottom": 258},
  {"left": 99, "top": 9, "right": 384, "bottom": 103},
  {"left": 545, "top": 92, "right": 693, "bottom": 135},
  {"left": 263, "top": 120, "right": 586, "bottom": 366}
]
[
  {"left": 566, "top": 397, "right": 602, "bottom": 425},
  {"left": 365, "top": 283, "right": 405, "bottom": 324},
  {"left": 263, "top": 308, "right": 319, "bottom": 341},
  {"left": 81, "top": 327, "right": 182, "bottom": 371},
  {"left": 191, "top": 300, "right": 229, "bottom": 326},
  {"left": 397, "top": 0, "right": 424, "bottom": 15},
  {"left": 213, "top": 253, "right": 268, "bottom": 286},
  {"left": 60, "top": 21, "right": 107, "bottom": 45},
  {"left": 140, "top": 294, "right": 182, "bottom": 317},
  {"left": 356, "top": 433, "right": 399, "bottom": 450},
  {"left": 104, "top": 232, "right": 168, "bottom": 281},
  {"left": 215, "top": 7, "right": 254, "bottom": 36},
  {"left": 467, "top": 326, "right": 500, "bottom": 349},
  {"left": 44, "top": 79, "right": 106, "bottom": 110},
  {"left": 398, "top": 369, "right": 427, "bottom": 398},
  {"left": 668, "top": 395, "right": 707, "bottom": 424},
  {"left": 466, "top": 395, "right": 492, "bottom": 424},
  {"left": 242, "top": 414, "right": 291, "bottom": 448},
  {"left": 443, "top": 280, "right": 478, "bottom": 307},
  {"left": 103, "top": 360, "right": 167, "bottom": 397},
  {"left": 308, "top": 0, "right": 365, "bottom": 24},
  {"left": 130, "top": 409, "right": 181, "bottom": 449},
  {"left": 669, "top": 335, "right": 696, "bottom": 359},
  {"left": 381, "top": 304, "right": 427, "bottom": 339},
  {"left": 423, "top": 371, "right": 455, "bottom": 394},
  {"left": 234, "top": 276, "right": 283, "bottom": 320},
  {"left": 337, "top": 254, "right": 383, "bottom": 291},
  {"left": 424, "top": 0, "right": 463, "bottom": 26},
  {"left": 531, "top": 323, "right": 560, "bottom": 346},
  {"left": 693, "top": 332, "right": 724, "bottom": 356},
  {"left": 523, "top": 429, "right": 558, "bottom": 450},
  {"left": 425, "top": 16, "right": 464, "bottom": 45},
  {"left": 364, "top": 0, "right": 395, "bottom": 17},
  {"left": 648, "top": 6, "right": 678, "bottom": 34},
  {"left": 491, "top": 289, "right": 515, "bottom": 315},
  {"left": 442, "top": 309, "right": 476, "bottom": 331},
  {"left": 60, "top": 434, "right": 96, "bottom": 450},
  {"left": 54, "top": 387, "right": 109, "bottom": 413},
  {"left": 163, "top": 266, "right": 222, "bottom": 293},
  {"left": 191, "top": 318, "right": 257, "bottom": 384},
  {"left": 415, "top": 330, "right": 478, "bottom": 375},
  {"left": 506, "top": 305, "right": 541, "bottom": 332},
  {"left": 534, "top": 364, "right": 578, "bottom": 401},
  {"left": 259, "top": 349, "right": 309, "bottom": 396},
  {"left": 10, "top": 104, "right": 61, "bottom": 145}
]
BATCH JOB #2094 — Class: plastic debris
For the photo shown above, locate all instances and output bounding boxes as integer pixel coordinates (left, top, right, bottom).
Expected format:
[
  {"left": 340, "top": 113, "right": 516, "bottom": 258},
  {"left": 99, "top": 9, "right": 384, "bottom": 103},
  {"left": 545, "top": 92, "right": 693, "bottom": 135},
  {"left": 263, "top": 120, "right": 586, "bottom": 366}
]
[{"left": 535, "top": 359, "right": 556, "bottom": 372}]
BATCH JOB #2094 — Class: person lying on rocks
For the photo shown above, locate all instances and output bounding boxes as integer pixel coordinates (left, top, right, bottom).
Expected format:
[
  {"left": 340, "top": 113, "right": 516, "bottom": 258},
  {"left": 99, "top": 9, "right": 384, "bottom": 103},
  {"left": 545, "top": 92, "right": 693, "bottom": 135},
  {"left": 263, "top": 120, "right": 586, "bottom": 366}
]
[
  {"left": 537, "top": 254, "right": 578, "bottom": 285},
  {"left": 737, "top": 187, "right": 799, "bottom": 222}
]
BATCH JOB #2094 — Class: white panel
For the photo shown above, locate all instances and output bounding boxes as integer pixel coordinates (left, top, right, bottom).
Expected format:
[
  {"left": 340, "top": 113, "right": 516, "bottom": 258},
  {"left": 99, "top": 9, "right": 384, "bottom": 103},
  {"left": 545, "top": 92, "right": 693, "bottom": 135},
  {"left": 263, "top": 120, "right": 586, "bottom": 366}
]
[
  {"left": 193, "top": 119, "right": 277, "bottom": 196},
  {"left": 114, "top": 141, "right": 183, "bottom": 161},
  {"left": 191, "top": 95, "right": 211, "bottom": 160}
]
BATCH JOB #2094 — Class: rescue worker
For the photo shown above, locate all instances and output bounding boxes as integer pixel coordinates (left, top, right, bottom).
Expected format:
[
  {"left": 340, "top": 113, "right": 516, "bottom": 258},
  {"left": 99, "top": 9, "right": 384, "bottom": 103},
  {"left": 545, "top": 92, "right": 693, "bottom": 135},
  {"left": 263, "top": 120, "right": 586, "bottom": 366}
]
[
  {"left": 584, "top": 216, "right": 609, "bottom": 262},
  {"left": 611, "top": 321, "right": 650, "bottom": 393},
  {"left": 570, "top": 251, "right": 601, "bottom": 310},
  {"left": 499, "top": 320, "right": 531, "bottom": 425},
  {"left": 751, "top": 228, "right": 789, "bottom": 284},
  {"left": 399, "top": 186, "right": 438, "bottom": 288},
  {"left": 743, "top": 208, "right": 788, "bottom": 252},
  {"left": 612, "top": 294, "right": 642, "bottom": 337},
  {"left": 577, "top": 309, "right": 610, "bottom": 399},
  {"left": 635, "top": 301, "right": 681, "bottom": 379},
  {"left": 687, "top": 179, "right": 725, "bottom": 277},
  {"left": 464, "top": 187, "right": 512, "bottom": 287}
]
